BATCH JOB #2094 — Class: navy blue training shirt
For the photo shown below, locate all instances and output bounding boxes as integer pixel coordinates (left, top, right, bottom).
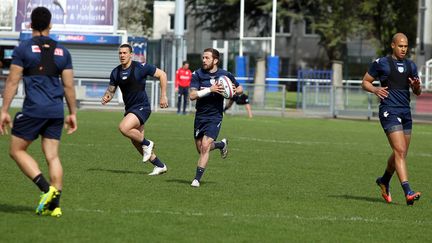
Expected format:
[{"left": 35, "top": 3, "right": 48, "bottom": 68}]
[
  {"left": 12, "top": 36, "right": 73, "bottom": 118},
  {"left": 367, "top": 56, "right": 418, "bottom": 108},
  {"left": 191, "top": 68, "right": 239, "bottom": 120},
  {"left": 109, "top": 61, "right": 156, "bottom": 111}
]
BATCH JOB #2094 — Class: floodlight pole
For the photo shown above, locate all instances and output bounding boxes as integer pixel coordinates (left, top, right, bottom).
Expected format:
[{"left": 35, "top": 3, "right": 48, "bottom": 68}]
[
  {"left": 239, "top": 0, "right": 245, "bottom": 56},
  {"left": 271, "top": 0, "right": 276, "bottom": 56},
  {"left": 174, "top": 0, "right": 185, "bottom": 69}
]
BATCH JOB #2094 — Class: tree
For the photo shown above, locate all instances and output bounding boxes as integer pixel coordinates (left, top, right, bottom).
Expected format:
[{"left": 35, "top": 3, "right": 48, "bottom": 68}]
[
  {"left": 118, "top": 0, "right": 153, "bottom": 37},
  {"left": 360, "top": 0, "right": 418, "bottom": 56}
]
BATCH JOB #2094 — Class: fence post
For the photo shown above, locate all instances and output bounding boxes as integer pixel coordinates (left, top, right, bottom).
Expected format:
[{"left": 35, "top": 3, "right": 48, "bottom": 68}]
[
  {"left": 331, "top": 60, "right": 343, "bottom": 118},
  {"left": 281, "top": 85, "right": 286, "bottom": 117}
]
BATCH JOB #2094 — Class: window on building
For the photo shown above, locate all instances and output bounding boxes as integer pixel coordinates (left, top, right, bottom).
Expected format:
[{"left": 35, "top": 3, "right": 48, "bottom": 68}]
[
  {"left": 277, "top": 16, "right": 291, "bottom": 35},
  {"left": 304, "top": 18, "right": 316, "bottom": 36},
  {"left": 169, "top": 14, "right": 188, "bottom": 31}
]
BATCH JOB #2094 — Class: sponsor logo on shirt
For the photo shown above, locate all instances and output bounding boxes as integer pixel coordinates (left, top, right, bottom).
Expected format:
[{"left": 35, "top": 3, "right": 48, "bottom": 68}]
[
  {"left": 122, "top": 71, "right": 128, "bottom": 80},
  {"left": 54, "top": 48, "right": 64, "bottom": 56},
  {"left": 31, "top": 45, "right": 41, "bottom": 53}
]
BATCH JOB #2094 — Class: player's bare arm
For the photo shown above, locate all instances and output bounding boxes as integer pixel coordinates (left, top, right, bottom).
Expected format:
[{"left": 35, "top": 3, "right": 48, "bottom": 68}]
[
  {"left": 362, "top": 72, "right": 388, "bottom": 100},
  {"left": 0, "top": 64, "right": 23, "bottom": 135},
  {"left": 62, "top": 69, "right": 78, "bottom": 134},
  {"left": 235, "top": 84, "right": 243, "bottom": 94},
  {"left": 153, "top": 68, "right": 168, "bottom": 108},
  {"left": 101, "top": 85, "right": 117, "bottom": 105},
  {"left": 409, "top": 77, "right": 422, "bottom": 96}
]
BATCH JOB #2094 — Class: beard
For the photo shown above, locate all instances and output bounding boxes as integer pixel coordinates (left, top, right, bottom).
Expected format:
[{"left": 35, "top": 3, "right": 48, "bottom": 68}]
[{"left": 202, "top": 62, "right": 214, "bottom": 71}]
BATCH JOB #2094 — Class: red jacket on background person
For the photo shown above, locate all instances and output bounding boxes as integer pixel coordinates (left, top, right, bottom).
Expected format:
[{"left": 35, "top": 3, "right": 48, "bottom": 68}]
[{"left": 175, "top": 62, "right": 192, "bottom": 90}]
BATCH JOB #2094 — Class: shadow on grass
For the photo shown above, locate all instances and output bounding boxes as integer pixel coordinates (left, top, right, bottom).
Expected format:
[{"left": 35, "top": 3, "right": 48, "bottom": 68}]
[
  {"left": 87, "top": 168, "right": 145, "bottom": 175},
  {"left": 166, "top": 178, "right": 216, "bottom": 186},
  {"left": 328, "top": 194, "right": 389, "bottom": 204},
  {"left": 0, "top": 203, "right": 33, "bottom": 214}
]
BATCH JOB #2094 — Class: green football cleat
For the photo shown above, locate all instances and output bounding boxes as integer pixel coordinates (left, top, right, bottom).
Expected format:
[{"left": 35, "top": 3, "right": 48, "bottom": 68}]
[{"left": 35, "top": 186, "right": 58, "bottom": 215}]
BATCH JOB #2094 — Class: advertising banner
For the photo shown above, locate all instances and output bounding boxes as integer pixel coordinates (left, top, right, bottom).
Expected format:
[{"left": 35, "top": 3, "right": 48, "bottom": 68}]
[
  {"left": 0, "top": 0, "right": 14, "bottom": 29},
  {"left": 15, "top": 0, "right": 116, "bottom": 33},
  {"left": 19, "top": 32, "right": 122, "bottom": 45}
]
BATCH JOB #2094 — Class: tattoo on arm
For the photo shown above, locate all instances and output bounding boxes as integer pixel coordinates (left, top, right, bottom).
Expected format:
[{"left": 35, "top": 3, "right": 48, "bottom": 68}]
[{"left": 105, "top": 85, "right": 116, "bottom": 97}]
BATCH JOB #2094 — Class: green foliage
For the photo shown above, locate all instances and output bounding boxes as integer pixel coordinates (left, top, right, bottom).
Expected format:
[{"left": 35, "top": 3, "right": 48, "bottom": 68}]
[
  {"left": 308, "top": 0, "right": 365, "bottom": 60},
  {"left": 359, "top": 0, "right": 418, "bottom": 56},
  {"left": 118, "top": 0, "right": 154, "bottom": 36},
  {"left": 1, "top": 111, "right": 432, "bottom": 241}
]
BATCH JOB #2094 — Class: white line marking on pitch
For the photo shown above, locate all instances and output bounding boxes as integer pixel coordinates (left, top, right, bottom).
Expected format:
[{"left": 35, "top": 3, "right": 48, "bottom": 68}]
[
  {"left": 236, "top": 136, "right": 359, "bottom": 146},
  {"left": 72, "top": 208, "right": 431, "bottom": 225}
]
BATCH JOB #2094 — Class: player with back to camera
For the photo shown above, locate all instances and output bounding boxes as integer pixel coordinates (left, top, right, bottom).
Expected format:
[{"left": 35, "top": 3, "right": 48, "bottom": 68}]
[
  {"left": 101, "top": 43, "right": 169, "bottom": 175},
  {"left": 189, "top": 48, "right": 241, "bottom": 187},
  {"left": 362, "top": 33, "right": 422, "bottom": 205},
  {"left": 0, "top": 7, "right": 77, "bottom": 217},
  {"left": 224, "top": 91, "right": 253, "bottom": 118}
]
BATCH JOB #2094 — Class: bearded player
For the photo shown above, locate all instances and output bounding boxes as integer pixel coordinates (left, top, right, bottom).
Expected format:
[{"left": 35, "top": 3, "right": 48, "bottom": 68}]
[{"left": 189, "top": 48, "right": 241, "bottom": 187}]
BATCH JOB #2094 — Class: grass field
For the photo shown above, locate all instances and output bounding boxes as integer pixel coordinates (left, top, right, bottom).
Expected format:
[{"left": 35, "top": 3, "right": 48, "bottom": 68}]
[{"left": 1, "top": 111, "right": 431, "bottom": 242}]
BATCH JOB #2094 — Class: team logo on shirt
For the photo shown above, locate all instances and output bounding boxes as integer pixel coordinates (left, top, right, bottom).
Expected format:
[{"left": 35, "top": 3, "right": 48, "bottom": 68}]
[
  {"left": 397, "top": 66, "right": 404, "bottom": 73},
  {"left": 210, "top": 76, "right": 216, "bottom": 85},
  {"left": 383, "top": 111, "right": 389, "bottom": 117}
]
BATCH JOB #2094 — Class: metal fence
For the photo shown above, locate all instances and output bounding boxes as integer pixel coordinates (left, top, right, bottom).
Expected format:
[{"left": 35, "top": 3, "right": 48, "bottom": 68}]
[
  {"left": 301, "top": 84, "right": 380, "bottom": 118},
  {"left": 1, "top": 74, "right": 430, "bottom": 120}
]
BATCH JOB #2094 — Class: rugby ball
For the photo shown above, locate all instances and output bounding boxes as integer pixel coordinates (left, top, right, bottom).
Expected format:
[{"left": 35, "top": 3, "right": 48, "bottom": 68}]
[{"left": 218, "top": 75, "right": 235, "bottom": 99}]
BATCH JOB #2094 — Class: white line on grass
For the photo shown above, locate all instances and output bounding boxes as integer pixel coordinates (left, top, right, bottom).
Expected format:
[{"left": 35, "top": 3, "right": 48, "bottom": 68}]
[
  {"left": 236, "top": 136, "right": 358, "bottom": 146},
  {"left": 71, "top": 208, "right": 431, "bottom": 225}
]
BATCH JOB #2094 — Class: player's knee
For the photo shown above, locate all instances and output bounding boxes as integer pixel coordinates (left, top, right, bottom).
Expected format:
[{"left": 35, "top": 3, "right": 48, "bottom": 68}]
[
  {"left": 393, "top": 146, "right": 407, "bottom": 158},
  {"left": 8, "top": 148, "right": 16, "bottom": 160},
  {"left": 118, "top": 124, "right": 129, "bottom": 136},
  {"left": 199, "top": 143, "right": 211, "bottom": 154},
  {"left": 45, "top": 154, "right": 59, "bottom": 164}
]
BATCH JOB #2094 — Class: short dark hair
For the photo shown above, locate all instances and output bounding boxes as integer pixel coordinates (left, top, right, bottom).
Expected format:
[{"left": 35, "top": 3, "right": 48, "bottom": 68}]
[
  {"left": 182, "top": 60, "right": 189, "bottom": 65},
  {"left": 31, "top": 7, "right": 51, "bottom": 32},
  {"left": 203, "top": 48, "right": 220, "bottom": 65},
  {"left": 119, "top": 43, "right": 133, "bottom": 53}
]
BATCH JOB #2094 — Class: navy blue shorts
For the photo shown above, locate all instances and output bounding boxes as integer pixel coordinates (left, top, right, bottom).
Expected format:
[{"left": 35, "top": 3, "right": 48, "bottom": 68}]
[
  {"left": 11, "top": 112, "right": 64, "bottom": 141},
  {"left": 125, "top": 107, "right": 151, "bottom": 125},
  {"left": 379, "top": 107, "right": 412, "bottom": 134},
  {"left": 194, "top": 118, "right": 222, "bottom": 140}
]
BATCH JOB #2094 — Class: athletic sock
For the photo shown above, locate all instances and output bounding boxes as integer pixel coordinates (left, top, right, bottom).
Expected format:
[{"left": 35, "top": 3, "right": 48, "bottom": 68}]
[
  {"left": 401, "top": 181, "right": 412, "bottom": 196},
  {"left": 32, "top": 174, "right": 50, "bottom": 193},
  {"left": 48, "top": 190, "right": 61, "bottom": 210},
  {"left": 214, "top": 141, "right": 224, "bottom": 149},
  {"left": 150, "top": 157, "right": 165, "bottom": 168},
  {"left": 381, "top": 170, "right": 393, "bottom": 185},
  {"left": 141, "top": 138, "right": 151, "bottom": 146},
  {"left": 195, "top": 167, "right": 205, "bottom": 181}
]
